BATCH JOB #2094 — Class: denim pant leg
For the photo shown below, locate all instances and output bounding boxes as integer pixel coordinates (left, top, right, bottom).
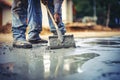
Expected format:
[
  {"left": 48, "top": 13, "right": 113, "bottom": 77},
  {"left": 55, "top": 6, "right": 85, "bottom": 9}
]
[
  {"left": 47, "top": 0, "right": 66, "bottom": 34},
  {"left": 12, "top": 0, "right": 28, "bottom": 41},
  {"left": 47, "top": 0, "right": 55, "bottom": 32},
  {"left": 27, "top": 0, "right": 42, "bottom": 40}
]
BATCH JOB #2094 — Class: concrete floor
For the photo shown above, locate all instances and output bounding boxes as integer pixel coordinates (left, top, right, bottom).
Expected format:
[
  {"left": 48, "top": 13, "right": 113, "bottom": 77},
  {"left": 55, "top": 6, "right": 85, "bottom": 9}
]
[{"left": 0, "top": 36, "right": 120, "bottom": 80}]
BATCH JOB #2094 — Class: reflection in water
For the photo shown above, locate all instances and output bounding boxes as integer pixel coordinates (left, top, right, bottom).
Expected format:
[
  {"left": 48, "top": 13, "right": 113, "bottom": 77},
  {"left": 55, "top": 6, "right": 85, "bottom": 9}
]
[
  {"left": 27, "top": 51, "right": 44, "bottom": 80},
  {"left": 43, "top": 53, "right": 50, "bottom": 78},
  {"left": 28, "top": 50, "right": 98, "bottom": 79},
  {"left": 84, "top": 37, "right": 120, "bottom": 47},
  {"left": 0, "top": 45, "right": 100, "bottom": 80},
  {"left": 0, "top": 36, "right": 120, "bottom": 80},
  {"left": 63, "top": 53, "right": 100, "bottom": 76}
]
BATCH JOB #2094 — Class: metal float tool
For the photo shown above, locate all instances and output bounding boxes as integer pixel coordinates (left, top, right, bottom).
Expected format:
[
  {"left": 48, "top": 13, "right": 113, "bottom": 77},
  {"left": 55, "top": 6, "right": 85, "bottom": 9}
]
[{"left": 46, "top": 5, "right": 76, "bottom": 49}]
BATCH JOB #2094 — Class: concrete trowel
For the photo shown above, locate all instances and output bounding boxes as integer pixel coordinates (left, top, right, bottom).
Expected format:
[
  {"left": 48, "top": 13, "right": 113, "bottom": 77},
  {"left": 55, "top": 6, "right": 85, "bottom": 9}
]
[{"left": 45, "top": 5, "right": 76, "bottom": 49}]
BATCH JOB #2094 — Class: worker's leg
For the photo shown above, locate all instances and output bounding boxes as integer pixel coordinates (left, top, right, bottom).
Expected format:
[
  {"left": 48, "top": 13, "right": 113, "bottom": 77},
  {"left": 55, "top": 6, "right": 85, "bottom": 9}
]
[
  {"left": 27, "top": 0, "right": 42, "bottom": 40},
  {"left": 47, "top": 0, "right": 66, "bottom": 35},
  {"left": 12, "top": 0, "right": 28, "bottom": 41},
  {"left": 12, "top": 0, "right": 32, "bottom": 48},
  {"left": 27, "top": 0, "right": 47, "bottom": 43}
]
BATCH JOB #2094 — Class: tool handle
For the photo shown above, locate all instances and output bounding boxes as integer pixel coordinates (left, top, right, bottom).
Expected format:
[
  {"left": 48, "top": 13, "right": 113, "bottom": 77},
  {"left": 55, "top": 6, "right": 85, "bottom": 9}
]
[
  {"left": 46, "top": 5, "right": 58, "bottom": 29},
  {"left": 45, "top": 5, "right": 63, "bottom": 42}
]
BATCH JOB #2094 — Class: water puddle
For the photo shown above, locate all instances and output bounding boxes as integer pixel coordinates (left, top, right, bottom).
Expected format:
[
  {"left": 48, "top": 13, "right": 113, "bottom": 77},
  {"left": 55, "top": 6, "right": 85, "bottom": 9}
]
[
  {"left": 0, "top": 46, "right": 100, "bottom": 80},
  {"left": 63, "top": 53, "right": 100, "bottom": 75}
]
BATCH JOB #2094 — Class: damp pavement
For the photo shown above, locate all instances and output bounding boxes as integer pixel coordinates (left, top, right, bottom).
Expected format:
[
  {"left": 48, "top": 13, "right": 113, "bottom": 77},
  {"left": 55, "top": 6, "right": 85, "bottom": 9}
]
[{"left": 0, "top": 36, "right": 120, "bottom": 80}]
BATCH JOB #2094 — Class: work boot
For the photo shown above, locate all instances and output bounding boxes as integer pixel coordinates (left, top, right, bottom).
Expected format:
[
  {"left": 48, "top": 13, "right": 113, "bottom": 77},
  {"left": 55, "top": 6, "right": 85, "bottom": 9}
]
[
  {"left": 28, "top": 38, "right": 48, "bottom": 44},
  {"left": 13, "top": 41, "right": 32, "bottom": 48}
]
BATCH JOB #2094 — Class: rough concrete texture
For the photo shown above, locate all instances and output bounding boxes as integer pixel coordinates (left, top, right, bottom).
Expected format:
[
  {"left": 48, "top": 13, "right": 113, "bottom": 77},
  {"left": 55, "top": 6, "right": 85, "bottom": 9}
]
[
  {"left": 0, "top": 36, "right": 120, "bottom": 80},
  {"left": 48, "top": 35, "right": 76, "bottom": 49}
]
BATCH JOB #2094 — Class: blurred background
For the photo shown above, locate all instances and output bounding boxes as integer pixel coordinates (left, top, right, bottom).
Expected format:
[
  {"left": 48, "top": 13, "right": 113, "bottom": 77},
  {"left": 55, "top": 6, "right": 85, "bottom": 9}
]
[{"left": 0, "top": 0, "right": 120, "bottom": 33}]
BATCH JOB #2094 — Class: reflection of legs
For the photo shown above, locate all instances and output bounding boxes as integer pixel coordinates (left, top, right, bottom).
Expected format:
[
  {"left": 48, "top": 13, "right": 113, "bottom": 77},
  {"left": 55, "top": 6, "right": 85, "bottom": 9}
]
[
  {"left": 50, "top": 54, "right": 63, "bottom": 78},
  {"left": 47, "top": 0, "right": 66, "bottom": 35},
  {"left": 28, "top": 54, "right": 44, "bottom": 80}
]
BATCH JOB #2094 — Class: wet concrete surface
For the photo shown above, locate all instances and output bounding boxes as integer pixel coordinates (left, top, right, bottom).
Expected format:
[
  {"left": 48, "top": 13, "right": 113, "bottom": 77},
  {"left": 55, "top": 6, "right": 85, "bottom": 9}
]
[{"left": 0, "top": 36, "right": 120, "bottom": 80}]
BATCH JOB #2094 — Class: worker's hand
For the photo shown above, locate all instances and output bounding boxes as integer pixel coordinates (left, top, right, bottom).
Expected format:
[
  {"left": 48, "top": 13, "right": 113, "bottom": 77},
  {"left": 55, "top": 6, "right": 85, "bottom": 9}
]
[
  {"left": 41, "top": 0, "right": 48, "bottom": 5},
  {"left": 54, "top": 13, "right": 60, "bottom": 24}
]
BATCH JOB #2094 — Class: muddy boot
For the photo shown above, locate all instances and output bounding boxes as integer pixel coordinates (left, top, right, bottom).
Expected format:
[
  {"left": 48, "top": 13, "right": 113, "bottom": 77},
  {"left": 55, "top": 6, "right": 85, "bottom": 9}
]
[
  {"left": 28, "top": 38, "right": 48, "bottom": 44},
  {"left": 13, "top": 41, "right": 32, "bottom": 48}
]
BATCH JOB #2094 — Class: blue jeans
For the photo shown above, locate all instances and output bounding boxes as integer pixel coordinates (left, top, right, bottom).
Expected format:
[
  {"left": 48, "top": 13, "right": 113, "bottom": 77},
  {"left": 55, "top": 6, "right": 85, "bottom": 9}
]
[{"left": 12, "top": 0, "right": 66, "bottom": 41}]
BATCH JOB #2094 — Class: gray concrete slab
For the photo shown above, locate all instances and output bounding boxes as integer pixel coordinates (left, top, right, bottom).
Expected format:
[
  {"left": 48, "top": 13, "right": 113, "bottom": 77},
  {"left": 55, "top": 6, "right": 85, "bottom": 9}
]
[{"left": 0, "top": 36, "right": 120, "bottom": 80}]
